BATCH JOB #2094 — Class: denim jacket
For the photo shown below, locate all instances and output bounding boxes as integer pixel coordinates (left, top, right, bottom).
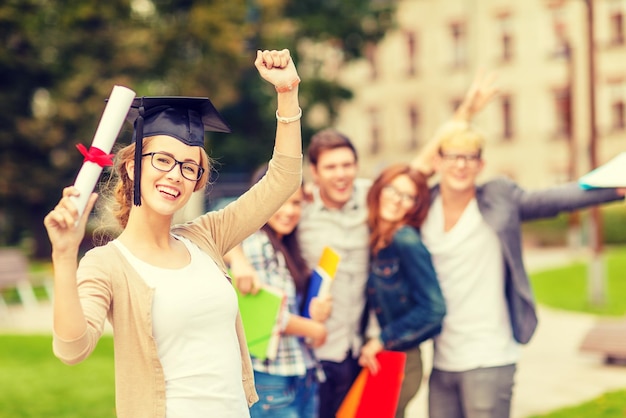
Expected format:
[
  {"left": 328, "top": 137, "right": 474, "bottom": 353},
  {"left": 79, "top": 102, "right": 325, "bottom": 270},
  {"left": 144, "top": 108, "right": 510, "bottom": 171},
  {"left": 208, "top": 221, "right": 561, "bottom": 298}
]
[{"left": 367, "top": 226, "right": 446, "bottom": 352}]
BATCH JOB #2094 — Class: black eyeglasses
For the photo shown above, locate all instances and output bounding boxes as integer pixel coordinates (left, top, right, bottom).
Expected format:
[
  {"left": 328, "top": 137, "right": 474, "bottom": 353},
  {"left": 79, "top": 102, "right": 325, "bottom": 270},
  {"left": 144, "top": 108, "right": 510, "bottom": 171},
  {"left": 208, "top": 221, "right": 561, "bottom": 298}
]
[
  {"left": 141, "top": 152, "right": 204, "bottom": 181},
  {"left": 439, "top": 152, "right": 481, "bottom": 165}
]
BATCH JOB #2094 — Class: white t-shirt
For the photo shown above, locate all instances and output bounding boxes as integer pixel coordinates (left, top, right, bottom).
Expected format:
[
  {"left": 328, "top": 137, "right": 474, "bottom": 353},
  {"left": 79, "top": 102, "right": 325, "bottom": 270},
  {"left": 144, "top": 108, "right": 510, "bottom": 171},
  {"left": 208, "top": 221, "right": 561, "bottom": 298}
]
[
  {"left": 113, "top": 236, "right": 249, "bottom": 418},
  {"left": 421, "top": 196, "right": 520, "bottom": 372}
]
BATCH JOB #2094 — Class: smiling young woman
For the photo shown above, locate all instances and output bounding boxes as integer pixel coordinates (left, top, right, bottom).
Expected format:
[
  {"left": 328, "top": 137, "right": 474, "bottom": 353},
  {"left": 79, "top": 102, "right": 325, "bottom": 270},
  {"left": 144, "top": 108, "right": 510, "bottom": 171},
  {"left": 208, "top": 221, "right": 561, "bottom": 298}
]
[
  {"left": 43, "top": 49, "right": 303, "bottom": 418},
  {"left": 360, "top": 163, "right": 446, "bottom": 418}
]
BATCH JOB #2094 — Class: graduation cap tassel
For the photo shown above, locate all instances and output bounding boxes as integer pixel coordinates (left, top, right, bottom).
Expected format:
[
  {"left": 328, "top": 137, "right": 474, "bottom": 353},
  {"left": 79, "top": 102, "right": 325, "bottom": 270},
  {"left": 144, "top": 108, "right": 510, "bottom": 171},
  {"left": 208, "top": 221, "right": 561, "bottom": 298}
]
[{"left": 133, "top": 102, "right": 145, "bottom": 206}]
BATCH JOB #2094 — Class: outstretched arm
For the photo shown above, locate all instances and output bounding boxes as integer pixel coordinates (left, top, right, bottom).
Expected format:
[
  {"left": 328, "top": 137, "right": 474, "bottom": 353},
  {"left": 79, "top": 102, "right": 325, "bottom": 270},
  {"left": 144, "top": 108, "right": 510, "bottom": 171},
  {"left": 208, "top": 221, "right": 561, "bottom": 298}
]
[
  {"left": 410, "top": 71, "right": 499, "bottom": 175},
  {"left": 254, "top": 49, "right": 302, "bottom": 159},
  {"left": 194, "top": 49, "right": 304, "bottom": 255}
]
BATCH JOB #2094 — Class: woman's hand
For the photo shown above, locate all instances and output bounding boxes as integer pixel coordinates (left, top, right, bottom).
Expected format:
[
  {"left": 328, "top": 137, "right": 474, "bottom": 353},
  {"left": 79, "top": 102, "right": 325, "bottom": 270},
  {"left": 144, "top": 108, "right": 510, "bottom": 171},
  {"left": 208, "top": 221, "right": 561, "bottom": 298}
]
[
  {"left": 358, "top": 338, "right": 384, "bottom": 375},
  {"left": 307, "top": 321, "right": 327, "bottom": 348},
  {"left": 44, "top": 187, "right": 97, "bottom": 256},
  {"left": 254, "top": 49, "right": 300, "bottom": 92},
  {"left": 231, "top": 261, "right": 261, "bottom": 295},
  {"left": 224, "top": 246, "right": 261, "bottom": 295}
]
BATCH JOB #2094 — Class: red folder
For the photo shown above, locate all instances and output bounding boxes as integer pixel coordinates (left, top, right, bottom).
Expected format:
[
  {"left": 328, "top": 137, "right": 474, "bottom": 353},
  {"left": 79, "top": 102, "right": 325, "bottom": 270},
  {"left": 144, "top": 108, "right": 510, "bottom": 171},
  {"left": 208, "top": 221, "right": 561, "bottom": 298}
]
[{"left": 336, "top": 350, "right": 407, "bottom": 418}]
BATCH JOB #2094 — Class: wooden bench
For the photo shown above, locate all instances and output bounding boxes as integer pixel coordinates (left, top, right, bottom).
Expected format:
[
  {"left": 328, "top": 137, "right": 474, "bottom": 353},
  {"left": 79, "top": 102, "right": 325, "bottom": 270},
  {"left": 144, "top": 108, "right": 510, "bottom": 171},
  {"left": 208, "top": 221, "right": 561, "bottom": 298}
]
[
  {"left": 0, "top": 248, "right": 52, "bottom": 311},
  {"left": 580, "top": 319, "right": 626, "bottom": 364}
]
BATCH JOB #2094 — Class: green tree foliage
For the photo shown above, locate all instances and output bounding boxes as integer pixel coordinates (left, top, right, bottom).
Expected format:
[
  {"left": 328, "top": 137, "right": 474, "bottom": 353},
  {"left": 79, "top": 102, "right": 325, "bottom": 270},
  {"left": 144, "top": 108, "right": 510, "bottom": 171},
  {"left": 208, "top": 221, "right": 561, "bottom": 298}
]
[
  {"left": 284, "top": 0, "right": 395, "bottom": 59},
  {"left": 209, "top": 0, "right": 396, "bottom": 172},
  {"left": 0, "top": 0, "right": 396, "bottom": 257},
  {"left": 0, "top": 0, "right": 250, "bottom": 257}
]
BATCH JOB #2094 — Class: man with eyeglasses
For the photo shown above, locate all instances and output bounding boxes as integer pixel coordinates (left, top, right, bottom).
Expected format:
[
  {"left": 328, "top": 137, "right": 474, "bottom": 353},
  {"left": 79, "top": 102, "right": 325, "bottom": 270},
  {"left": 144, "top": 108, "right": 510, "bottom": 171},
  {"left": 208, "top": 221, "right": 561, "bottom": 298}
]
[{"left": 413, "top": 75, "right": 625, "bottom": 418}]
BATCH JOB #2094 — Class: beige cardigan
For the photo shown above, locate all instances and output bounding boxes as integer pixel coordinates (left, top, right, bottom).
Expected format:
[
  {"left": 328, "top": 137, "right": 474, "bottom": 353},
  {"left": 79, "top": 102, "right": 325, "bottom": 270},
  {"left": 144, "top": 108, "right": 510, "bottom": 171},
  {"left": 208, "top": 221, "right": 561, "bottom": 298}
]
[{"left": 53, "top": 151, "right": 302, "bottom": 418}]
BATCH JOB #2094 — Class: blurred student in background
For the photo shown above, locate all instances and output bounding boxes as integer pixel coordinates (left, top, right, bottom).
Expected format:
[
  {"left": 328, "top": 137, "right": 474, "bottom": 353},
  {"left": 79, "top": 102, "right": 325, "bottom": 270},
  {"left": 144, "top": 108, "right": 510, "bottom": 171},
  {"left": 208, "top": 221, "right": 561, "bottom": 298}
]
[
  {"left": 415, "top": 73, "right": 626, "bottom": 418},
  {"left": 358, "top": 164, "right": 445, "bottom": 418},
  {"left": 296, "top": 129, "right": 373, "bottom": 418},
  {"left": 236, "top": 164, "right": 331, "bottom": 418},
  {"left": 229, "top": 128, "right": 372, "bottom": 418}
]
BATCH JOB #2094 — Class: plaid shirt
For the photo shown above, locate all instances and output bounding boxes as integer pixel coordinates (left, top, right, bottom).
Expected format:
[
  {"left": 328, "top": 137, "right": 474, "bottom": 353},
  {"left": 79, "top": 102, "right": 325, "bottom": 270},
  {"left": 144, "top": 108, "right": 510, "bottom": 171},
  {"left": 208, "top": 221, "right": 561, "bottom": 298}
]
[{"left": 242, "top": 230, "right": 319, "bottom": 377}]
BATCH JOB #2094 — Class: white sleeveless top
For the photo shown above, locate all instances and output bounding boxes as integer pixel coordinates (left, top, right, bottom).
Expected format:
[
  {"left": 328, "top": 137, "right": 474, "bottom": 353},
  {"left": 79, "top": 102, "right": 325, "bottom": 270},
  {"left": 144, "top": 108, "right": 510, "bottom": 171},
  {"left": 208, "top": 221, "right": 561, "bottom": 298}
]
[{"left": 113, "top": 236, "right": 249, "bottom": 418}]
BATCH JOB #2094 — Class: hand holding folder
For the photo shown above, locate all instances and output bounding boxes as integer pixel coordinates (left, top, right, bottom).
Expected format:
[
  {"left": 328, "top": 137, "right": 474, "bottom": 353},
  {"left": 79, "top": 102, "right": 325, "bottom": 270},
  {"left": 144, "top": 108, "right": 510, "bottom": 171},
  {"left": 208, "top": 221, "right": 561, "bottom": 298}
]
[
  {"left": 301, "top": 247, "right": 340, "bottom": 319},
  {"left": 235, "top": 285, "right": 286, "bottom": 361}
]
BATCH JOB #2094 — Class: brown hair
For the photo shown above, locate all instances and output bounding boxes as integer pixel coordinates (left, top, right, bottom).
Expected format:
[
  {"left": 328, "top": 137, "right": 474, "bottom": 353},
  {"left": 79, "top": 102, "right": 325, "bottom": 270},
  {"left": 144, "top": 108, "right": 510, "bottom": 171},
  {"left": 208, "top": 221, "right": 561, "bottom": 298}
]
[
  {"left": 366, "top": 164, "right": 430, "bottom": 255},
  {"left": 307, "top": 128, "right": 357, "bottom": 166},
  {"left": 93, "top": 137, "right": 211, "bottom": 241}
]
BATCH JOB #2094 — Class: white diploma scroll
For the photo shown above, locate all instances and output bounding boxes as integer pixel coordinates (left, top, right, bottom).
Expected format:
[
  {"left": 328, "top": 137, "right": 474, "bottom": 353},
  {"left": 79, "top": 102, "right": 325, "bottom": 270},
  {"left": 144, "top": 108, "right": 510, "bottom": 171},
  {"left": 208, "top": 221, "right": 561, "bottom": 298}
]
[{"left": 71, "top": 85, "right": 136, "bottom": 218}]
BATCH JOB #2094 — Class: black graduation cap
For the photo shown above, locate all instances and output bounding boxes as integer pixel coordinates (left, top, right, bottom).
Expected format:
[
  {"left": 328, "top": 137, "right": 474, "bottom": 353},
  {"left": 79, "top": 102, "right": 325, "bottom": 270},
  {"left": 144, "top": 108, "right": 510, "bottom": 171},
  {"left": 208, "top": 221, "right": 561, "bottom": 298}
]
[{"left": 126, "top": 96, "right": 231, "bottom": 206}]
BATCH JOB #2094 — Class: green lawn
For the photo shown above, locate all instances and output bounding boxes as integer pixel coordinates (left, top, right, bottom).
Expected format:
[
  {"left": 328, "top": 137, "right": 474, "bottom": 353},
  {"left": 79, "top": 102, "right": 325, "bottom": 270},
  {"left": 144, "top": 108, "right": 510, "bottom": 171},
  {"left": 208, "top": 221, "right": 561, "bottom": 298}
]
[
  {"left": 528, "top": 246, "right": 626, "bottom": 417},
  {"left": 527, "top": 390, "right": 626, "bottom": 418},
  {"left": 0, "top": 335, "right": 115, "bottom": 418},
  {"left": 530, "top": 247, "right": 626, "bottom": 316}
]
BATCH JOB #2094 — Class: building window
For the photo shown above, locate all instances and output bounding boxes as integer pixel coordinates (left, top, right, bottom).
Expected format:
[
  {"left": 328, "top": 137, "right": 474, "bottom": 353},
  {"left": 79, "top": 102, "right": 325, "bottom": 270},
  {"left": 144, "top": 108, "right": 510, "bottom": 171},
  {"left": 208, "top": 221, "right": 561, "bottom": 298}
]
[
  {"left": 405, "top": 31, "right": 417, "bottom": 76},
  {"left": 612, "top": 100, "right": 625, "bottom": 130},
  {"left": 449, "top": 22, "right": 467, "bottom": 69},
  {"left": 550, "top": 6, "right": 571, "bottom": 59},
  {"left": 610, "top": 80, "right": 626, "bottom": 130},
  {"left": 501, "top": 95, "right": 514, "bottom": 140},
  {"left": 610, "top": 11, "right": 625, "bottom": 45},
  {"left": 553, "top": 88, "right": 573, "bottom": 138},
  {"left": 369, "top": 107, "right": 381, "bottom": 155},
  {"left": 407, "top": 104, "right": 419, "bottom": 150},
  {"left": 497, "top": 14, "right": 514, "bottom": 62}
]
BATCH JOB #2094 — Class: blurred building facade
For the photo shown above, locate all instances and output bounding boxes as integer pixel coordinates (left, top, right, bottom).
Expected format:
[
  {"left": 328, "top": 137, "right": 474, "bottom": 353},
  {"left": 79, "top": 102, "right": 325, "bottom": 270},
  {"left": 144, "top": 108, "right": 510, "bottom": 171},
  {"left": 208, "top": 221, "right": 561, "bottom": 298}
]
[{"left": 332, "top": 0, "right": 626, "bottom": 188}]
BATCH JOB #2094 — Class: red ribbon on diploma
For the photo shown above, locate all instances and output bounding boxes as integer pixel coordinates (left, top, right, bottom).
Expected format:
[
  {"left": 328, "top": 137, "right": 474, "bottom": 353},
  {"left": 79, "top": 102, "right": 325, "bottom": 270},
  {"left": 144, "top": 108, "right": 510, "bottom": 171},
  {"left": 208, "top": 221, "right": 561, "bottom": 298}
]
[{"left": 76, "top": 144, "right": 114, "bottom": 167}]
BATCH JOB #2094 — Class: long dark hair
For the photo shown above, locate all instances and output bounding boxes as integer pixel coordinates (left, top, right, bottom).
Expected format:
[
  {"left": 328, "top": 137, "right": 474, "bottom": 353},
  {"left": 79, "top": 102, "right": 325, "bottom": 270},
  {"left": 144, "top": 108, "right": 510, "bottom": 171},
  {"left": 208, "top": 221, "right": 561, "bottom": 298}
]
[{"left": 251, "top": 164, "right": 311, "bottom": 296}]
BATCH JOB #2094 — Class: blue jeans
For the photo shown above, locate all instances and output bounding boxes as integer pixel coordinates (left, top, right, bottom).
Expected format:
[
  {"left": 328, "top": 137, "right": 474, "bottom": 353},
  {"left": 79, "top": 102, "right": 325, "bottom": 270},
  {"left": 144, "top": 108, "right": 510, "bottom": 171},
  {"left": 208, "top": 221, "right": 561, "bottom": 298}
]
[
  {"left": 428, "top": 364, "right": 517, "bottom": 418},
  {"left": 249, "top": 369, "right": 318, "bottom": 418}
]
